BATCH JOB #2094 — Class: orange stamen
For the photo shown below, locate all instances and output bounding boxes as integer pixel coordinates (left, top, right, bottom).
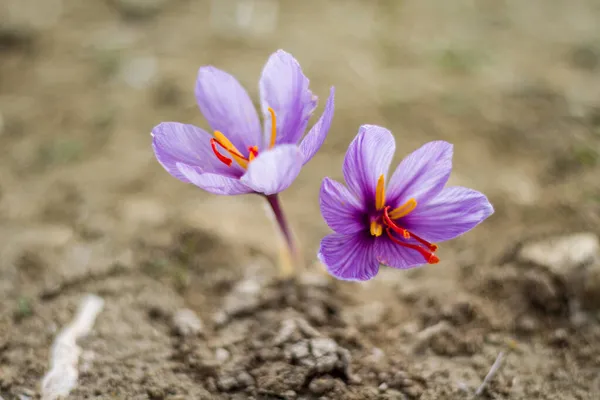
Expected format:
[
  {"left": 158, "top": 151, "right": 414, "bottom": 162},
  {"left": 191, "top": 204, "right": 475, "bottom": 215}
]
[
  {"left": 388, "top": 198, "right": 417, "bottom": 219},
  {"left": 370, "top": 220, "right": 383, "bottom": 237},
  {"left": 210, "top": 138, "right": 233, "bottom": 166},
  {"left": 268, "top": 107, "right": 277, "bottom": 148},
  {"left": 213, "top": 131, "right": 249, "bottom": 169},
  {"left": 375, "top": 175, "right": 385, "bottom": 211},
  {"left": 386, "top": 228, "right": 439, "bottom": 264},
  {"left": 248, "top": 145, "right": 259, "bottom": 162}
]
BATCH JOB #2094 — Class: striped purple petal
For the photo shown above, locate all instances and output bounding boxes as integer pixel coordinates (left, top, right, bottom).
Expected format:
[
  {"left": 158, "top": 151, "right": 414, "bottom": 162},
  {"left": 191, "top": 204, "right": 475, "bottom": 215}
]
[
  {"left": 386, "top": 141, "right": 453, "bottom": 208},
  {"left": 318, "top": 233, "right": 379, "bottom": 281},
  {"left": 375, "top": 236, "right": 429, "bottom": 270},
  {"left": 195, "top": 66, "right": 262, "bottom": 152},
  {"left": 342, "top": 125, "right": 395, "bottom": 206},
  {"left": 402, "top": 186, "right": 494, "bottom": 242},
  {"left": 177, "top": 163, "right": 253, "bottom": 196},
  {"left": 299, "top": 87, "right": 335, "bottom": 165},
  {"left": 319, "top": 177, "right": 364, "bottom": 234},
  {"left": 259, "top": 50, "right": 317, "bottom": 147},
  {"left": 152, "top": 122, "right": 243, "bottom": 183}
]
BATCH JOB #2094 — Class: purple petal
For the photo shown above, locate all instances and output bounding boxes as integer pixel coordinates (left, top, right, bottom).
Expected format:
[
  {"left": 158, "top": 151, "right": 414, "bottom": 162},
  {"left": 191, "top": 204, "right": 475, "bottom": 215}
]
[
  {"left": 195, "top": 66, "right": 262, "bottom": 152},
  {"left": 152, "top": 122, "right": 239, "bottom": 183},
  {"left": 386, "top": 141, "right": 453, "bottom": 207},
  {"left": 402, "top": 186, "right": 494, "bottom": 242},
  {"left": 375, "top": 237, "right": 429, "bottom": 270},
  {"left": 240, "top": 144, "right": 303, "bottom": 195},
  {"left": 177, "top": 163, "right": 253, "bottom": 196},
  {"left": 342, "top": 125, "right": 395, "bottom": 206},
  {"left": 299, "top": 87, "right": 335, "bottom": 165},
  {"left": 318, "top": 233, "right": 379, "bottom": 281},
  {"left": 319, "top": 178, "right": 364, "bottom": 235},
  {"left": 259, "top": 50, "right": 317, "bottom": 146}
]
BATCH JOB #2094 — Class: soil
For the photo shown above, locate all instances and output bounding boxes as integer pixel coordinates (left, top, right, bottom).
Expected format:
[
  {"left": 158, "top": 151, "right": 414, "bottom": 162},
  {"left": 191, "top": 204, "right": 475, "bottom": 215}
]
[{"left": 2, "top": 0, "right": 600, "bottom": 399}]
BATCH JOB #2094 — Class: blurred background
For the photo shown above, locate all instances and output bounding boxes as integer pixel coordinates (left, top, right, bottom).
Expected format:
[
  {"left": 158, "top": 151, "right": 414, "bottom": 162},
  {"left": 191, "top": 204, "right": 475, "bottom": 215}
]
[{"left": 1, "top": 0, "right": 600, "bottom": 398}]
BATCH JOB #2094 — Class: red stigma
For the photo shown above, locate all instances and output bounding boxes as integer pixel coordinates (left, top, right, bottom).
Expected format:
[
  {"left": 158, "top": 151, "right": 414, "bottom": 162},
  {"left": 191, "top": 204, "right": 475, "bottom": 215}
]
[
  {"left": 382, "top": 206, "right": 439, "bottom": 264},
  {"left": 383, "top": 207, "right": 410, "bottom": 239},
  {"left": 210, "top": 138, "right": 233, "bottom": 166},
  {"left": 248, "top": 145, "right": 259, "bottom": 159}
]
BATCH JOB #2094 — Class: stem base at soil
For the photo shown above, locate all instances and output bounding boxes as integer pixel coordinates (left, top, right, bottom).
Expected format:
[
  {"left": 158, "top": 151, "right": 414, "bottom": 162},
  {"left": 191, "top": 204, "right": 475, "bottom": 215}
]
[{"left": 265, "top": 194, "right": 300, "bottom": 277}]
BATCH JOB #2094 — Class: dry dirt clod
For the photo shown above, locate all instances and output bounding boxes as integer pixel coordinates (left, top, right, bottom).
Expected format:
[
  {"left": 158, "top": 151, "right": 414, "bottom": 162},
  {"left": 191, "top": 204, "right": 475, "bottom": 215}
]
[
  {"left": 254, "top": 361, "right": 310, "bottom": 393},
  {"left": 286, "top": 341, "right": 310, "bottom": 360},
  {"left": 222, "top": 279, "right": 262, "bottom": 318},
  {"left": 172, "top": 308, "right": 203, "bottom": 337},
  {"left": 216, "top": 375, "right": 237, "bottom": 392},
  {"left": 273, "top": 319, "right": 297, "bottom": 345},
  {"left": 522, "top": 270, "right": 563, "bottom": 313},
  {"left": 412, "top": 321, "right": 451, "bottom": 353},
  {"left": 310, "top": 338, "right": 338, "bottom": 358},
  {"left": 517, "top": 233, "right": 599, "bottom": 272},
  {"left": 296, "top": 317, "right": 322, "bottom": 338},
  {"left": 517, "top": 233, "right": 600, "bottom": 310},
  {"left": 309, "top": 377, "right": 335, "bottom": 395},
  {"left": 216, "top": 371, "right": 255, "bottom": 392}
]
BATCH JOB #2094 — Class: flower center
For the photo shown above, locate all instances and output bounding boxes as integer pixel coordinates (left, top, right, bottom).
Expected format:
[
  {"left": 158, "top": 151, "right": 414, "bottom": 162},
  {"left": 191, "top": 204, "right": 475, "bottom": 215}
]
[
  {"left": 210, "top": 107, "right": 278, "bottom": 169},
  {"left": 370, "top": 174, "right": 439, "bottom": 264}
]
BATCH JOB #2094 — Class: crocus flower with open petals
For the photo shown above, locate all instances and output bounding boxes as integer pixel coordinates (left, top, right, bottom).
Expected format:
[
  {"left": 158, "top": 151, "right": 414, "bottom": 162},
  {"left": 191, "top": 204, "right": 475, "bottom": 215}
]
[
  {"left": 151, "top": 50, "right": 335, "bottom": 196},
  {"left": 318, "top": 125, "right": 493, "bottom": 281}
]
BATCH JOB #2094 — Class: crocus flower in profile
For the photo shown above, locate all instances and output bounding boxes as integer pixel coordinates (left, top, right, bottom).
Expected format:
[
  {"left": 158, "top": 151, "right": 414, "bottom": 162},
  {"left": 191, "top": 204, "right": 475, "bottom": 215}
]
[
  {"left": 151, "top": 50, "right": 335, "bottom": 196},
  {"left": 318, "top": 125, "right": 494, "bottom": 281}
]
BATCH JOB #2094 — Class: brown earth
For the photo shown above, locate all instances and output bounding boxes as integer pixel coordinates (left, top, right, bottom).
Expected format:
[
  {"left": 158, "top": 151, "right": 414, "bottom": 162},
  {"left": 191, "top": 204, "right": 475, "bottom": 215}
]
[{"left": 2, "top": 0, "right": 600, "bottom": 399}]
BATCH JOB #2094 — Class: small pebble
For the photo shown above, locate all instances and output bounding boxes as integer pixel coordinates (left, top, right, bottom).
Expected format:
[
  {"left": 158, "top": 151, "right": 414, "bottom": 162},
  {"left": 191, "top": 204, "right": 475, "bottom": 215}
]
[
  {"left": 172, "top": 308, "right": 203, "bottom": 336},
  {"left": 217, "top": 376, "right": 237, "bottom": 392},
  {"left": 215, "top": 348, "right": 230, "bottom": 364},
  {"left": 516, "top": 315, "right": 538, "bottom": 333},
  {"left": 236, "top": 371, "right": 254, "bottom": 388}
]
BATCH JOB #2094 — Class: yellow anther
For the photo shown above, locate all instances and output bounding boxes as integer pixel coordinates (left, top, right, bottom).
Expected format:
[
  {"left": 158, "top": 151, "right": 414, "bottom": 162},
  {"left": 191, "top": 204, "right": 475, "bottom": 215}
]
[
  {"left": 375, "top": 174, "right": 385, "bottom": 211},
  {"left": 370, "top": 221, "right": 383, "bottom": 237},
  {"left": 214, "top": 131, "right": 248, "bottom": 169},
  {"left": 268, "top": 107, "right": 277, "bottom": 148},
  {"left": 388, "top": 198, "right": 417, "bottom": 220}
]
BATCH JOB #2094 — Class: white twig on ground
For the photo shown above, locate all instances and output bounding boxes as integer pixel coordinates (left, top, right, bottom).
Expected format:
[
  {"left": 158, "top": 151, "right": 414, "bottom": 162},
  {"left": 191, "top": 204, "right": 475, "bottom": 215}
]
[
  {"left": 474, "top": 351, "right": 505, "bottom": 397},
  {"left": 40, "top": 294, "right": 104, "bottom": 400}
]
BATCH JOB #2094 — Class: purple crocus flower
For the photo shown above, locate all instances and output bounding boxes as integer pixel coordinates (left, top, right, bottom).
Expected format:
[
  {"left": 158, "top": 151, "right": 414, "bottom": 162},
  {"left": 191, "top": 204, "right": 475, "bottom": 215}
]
[
  {"left": 151, "top": 50, "right": 335, "bottom": 196},
  {"left": 318, "top": 125, "right": 494, "bottom": 281}
]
